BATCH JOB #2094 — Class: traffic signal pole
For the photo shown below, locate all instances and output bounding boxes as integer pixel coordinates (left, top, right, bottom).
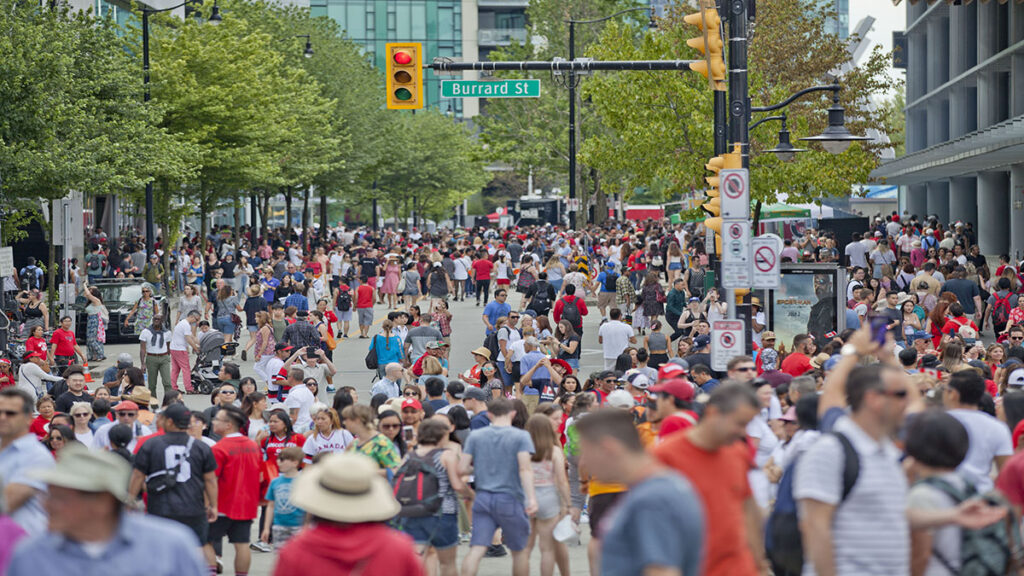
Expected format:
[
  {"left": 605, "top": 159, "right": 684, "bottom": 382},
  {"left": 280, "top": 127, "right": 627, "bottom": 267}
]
[
  {"left": 568, "top": 23, "right": 577, "bottom": 230},
  {"left": 724, "top": 0, "right": 749, "bottom": 322}
]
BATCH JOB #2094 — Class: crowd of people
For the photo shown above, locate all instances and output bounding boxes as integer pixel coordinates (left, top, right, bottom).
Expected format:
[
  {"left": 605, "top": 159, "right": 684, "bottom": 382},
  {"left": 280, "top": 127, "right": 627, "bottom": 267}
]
[{"left": 3, "top": 213, "right": 1024, "bottom": 576}]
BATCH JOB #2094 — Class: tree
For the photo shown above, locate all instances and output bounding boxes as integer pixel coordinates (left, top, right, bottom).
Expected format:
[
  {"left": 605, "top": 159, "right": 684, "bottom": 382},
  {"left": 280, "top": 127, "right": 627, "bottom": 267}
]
[
  {"left": 0, "top": 2, "right": 195, "bottom": 239},
  {"left": 580, "top": 0, "right": 901, "bottom": 216}
]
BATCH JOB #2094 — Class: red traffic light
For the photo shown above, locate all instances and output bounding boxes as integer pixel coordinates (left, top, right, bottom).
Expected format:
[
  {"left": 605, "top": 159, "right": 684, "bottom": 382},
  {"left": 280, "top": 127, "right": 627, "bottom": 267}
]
[{"left": 393, "top": 51, "right": 412, "bottom": 65}]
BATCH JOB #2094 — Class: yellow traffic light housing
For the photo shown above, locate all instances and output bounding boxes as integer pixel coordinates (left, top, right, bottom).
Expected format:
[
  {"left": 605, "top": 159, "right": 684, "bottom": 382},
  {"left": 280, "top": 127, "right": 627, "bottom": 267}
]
[
  {"left": 386, "top": 43, "right": 423, "bottom": 110},
  {"left": 701, "top": 147, "right": 741, "bottom": 255},
  {"left": 683, "top": 1, "right": 726, "bottom": 90}
]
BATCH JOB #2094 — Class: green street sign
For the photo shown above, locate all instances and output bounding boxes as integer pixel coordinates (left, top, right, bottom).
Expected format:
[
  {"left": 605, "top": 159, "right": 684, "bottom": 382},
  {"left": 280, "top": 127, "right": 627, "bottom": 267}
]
[{"left": 441, "top": 79, "right": 540, "bottom": 98}]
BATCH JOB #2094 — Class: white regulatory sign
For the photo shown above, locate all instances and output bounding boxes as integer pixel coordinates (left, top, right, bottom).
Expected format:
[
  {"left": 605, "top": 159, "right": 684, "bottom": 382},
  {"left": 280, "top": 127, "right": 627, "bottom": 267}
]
[
  {"left": 711, "top": 320, "right": 746, "bottom": 371},
  {"left": 719, "top": 169, "right": 749, "bottom": 219},
  {"left": 721, "top": 219, "right": 750, "bottom": 289},
  {"left": 0, "top": 247, "right": 13, "bottom": 278},
  {"left": 751, "top": 233, "right": 782, "bottom": 289}
]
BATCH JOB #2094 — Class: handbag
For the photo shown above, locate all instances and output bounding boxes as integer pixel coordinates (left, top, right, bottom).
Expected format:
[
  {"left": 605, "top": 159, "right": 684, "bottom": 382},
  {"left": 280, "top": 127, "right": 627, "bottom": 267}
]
[
  {"left": 325, "top": 330, "right": 337, "bottom": 351},
  {"left": 146, "top": 437, "right": 195, "bottom": 495},
  {"left": 365, "top": 335, "right": 379, "bottom": 370}
]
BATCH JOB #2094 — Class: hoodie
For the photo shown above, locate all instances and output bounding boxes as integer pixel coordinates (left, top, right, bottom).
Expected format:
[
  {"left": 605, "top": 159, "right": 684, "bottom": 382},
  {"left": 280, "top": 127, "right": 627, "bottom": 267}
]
[{"left": 273, "top": 522, "right": 424, "bottom": 576}]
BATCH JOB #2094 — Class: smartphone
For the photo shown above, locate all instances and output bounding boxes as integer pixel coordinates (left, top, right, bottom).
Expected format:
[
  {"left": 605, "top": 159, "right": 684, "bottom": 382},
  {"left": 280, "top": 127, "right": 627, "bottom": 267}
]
[
  {"left": 402, "top": 425, "right": 415, "bottom": 442},
  {"left": 869, "top": 315, "right": 889, "bottom": 345}
]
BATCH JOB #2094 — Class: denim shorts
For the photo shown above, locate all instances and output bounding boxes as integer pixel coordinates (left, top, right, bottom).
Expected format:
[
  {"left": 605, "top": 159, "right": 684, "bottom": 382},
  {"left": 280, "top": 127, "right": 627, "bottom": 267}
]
[
  {"left": 399, "top": 513, "right": 459, "bottom": 549},
  {"left": 215, "top": 317, "right": 234, "bottom": 335},
  {"left": 471, "top": 491, "right": 530, "bottom": 551}
]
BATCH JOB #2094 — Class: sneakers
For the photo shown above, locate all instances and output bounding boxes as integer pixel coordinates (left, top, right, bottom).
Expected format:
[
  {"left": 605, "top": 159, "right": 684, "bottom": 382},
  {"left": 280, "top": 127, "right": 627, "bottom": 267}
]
[
  {"left": 241, "top": 350, "right": 247, "bottom": 361},
  {"left": 484, "top": 544, "right": 508, "bottom": 558},
  {"left": 459, "top": 532, "right": 471, "bottom": 544},
  {"left": 326, "top": 385, "right": 336, "bottom": 394},
  {"left": 215, "top": 558, "right": 223, "bottom": 574},
  {"left": 250, "top": 541, "right": 273, "bottom": 553}
]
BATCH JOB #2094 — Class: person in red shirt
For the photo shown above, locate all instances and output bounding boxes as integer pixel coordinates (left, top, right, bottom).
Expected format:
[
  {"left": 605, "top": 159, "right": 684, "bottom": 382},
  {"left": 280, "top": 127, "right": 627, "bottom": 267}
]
[
  {"left": 941, "top": 302, "right": 979, "bottom": 340},
  {"left": 780, "top": 334, "right": 814, "bottom": 377},
  {"left": 206, "top": 405, "right": 265, "bottom": 576},
  {"left": 471, "top": 254, "right": 494, "bottom": 306},
  {"left": 49, "top": 315, "right": 85, "bottom": 371},
  {"left": 261, "top": 409, "right": 306, "bottom": 479},
  {"left": 29, "top": 395, "right": 55, "bottom": 439},
  {"left": 651, "top": 378, "right": 698, "bottom": 441},
  {"left": 355, "top": 277, "right": 375, "bottom": 339},
  {"left": 653, "top": 384, "right": 765, "bottom": 576},
  {"left": 552, "top": 284, "right": 589, "bottom": 336},
  {"left": 24, "top": 325, "right": 48, "bottom": 364},
  {"left": 275, "top": 452, "right": 424, "bottom": 576}
]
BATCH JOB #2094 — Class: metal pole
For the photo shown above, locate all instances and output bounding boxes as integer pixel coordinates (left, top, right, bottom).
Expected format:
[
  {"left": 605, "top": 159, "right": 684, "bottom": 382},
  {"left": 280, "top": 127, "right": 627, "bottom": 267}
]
[
  {"left": 0, "top": 173, "right": 5, "bottom": 356},
  {"left": 62, "top": 200, "right": 70, "bottom": 320},
  {"left": 371, "top": 180, "right": 378, "bottom": 232},
  {"left": 725, "top": 0, "right": 748, "bottom": 321},
  {"left": 250, "top": 195, "right": 258, "bottom": 246},
  {"left": 568, "top": 22, "right": 577, "bottom": 230},
  {"left": 142, "top": 10, "right": 156, "bottom": 258}
]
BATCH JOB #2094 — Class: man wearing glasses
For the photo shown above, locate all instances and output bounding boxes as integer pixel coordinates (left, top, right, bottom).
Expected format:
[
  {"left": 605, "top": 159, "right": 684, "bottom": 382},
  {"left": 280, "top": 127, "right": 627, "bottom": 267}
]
[
  {"left": 1007, "top": 325, "right": 1024, "bottom": 347},
  {"left": 91, "top": 400, "right": 151, "bottom": 452},
  {"left": 482, "top": 289, "right": 511, "bottom": 336},
  {"left": 726, "top": 357, "right": 759, "bottom": 383},
  {"left": 0, "top": 388, "right": 54, "bottom": 535}
]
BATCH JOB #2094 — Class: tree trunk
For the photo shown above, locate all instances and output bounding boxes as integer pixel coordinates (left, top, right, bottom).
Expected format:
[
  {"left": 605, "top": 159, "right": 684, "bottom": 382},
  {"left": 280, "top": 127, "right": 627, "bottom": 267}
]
[
  {"left": 261, "top": 192, "right": 271, "bottom": 240},
  {"left": 592, "top": 168, "right": 607, "bottom": 226},
  {"left": 319, "top": 189, "right": 327, "bottom": 240},
  {"left": 392, "top": 201, "right": 399, "bottom": 231},
  {"left": 301, "top": 186, "right": 310, "bottom": 247},
  {"left": 233, "top": 200, "right": 242, "bottom": 253},
  {"left": 284, "top": 187, "right": 293, "bottom": 230},
  {"left": 199, "top": 184, "right": 209, "bottom": 254},
  {"left": 47, "top": 200, "right": 56, "bottom": 327}
]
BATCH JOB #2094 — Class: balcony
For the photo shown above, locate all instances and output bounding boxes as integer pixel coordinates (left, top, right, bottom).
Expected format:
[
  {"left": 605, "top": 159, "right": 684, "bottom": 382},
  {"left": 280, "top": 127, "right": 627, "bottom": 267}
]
[{"left": 478, "top": 28, "right": 528, "bottom": 46}]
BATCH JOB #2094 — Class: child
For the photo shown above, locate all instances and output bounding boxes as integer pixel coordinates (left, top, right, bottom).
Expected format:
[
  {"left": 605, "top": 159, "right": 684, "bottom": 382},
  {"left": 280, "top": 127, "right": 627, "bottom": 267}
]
[{"left": 261, "top": 446, "right": 306, "bottom": 550}]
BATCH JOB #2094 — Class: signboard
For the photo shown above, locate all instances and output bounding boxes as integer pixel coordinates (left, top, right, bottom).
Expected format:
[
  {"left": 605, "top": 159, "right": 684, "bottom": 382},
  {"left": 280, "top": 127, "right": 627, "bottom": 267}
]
[
  {"left": 0, "top": 247, "right": 12, "bottom": 278},
  {"left": 719, "top": 168, "right": 749, "bottom": 219},
  {"left": 711, "top": 320, "right": 745, "bottom": 371},
  {"left": 721, "top": 220, "right": 750, "bottom": 289},
  {"left": 751, "top": 233, "right": 782, "bottom": 289},
  {"left": 768, "top": 263, "right": 846, "bottom": 348},
  {"left": 441, "top": 79, "right": 541, "bottom": 98}
]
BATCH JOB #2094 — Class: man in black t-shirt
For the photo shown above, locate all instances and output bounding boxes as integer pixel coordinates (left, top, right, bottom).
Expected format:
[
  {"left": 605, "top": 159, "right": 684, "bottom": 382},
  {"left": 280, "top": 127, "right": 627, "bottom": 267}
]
[
  {"left": 129, "top": 403, "right": 218, "bottom": 545},
  {"left": 522, "top": 272, "right": 556, "bottom": 316}
]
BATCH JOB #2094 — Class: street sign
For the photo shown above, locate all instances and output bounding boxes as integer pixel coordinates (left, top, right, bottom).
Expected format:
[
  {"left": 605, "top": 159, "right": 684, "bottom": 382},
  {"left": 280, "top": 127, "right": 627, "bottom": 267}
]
[
  {"left": 721, "top": 219, "right": 751, "bottom": 289},
  {"left": 751, "top": 233, "right": 783, "bottom": 289},
  {"left": 719, "top": 168, "right": 749, "bottom": 218},
  {"left": 441, "top": 79, "right": 541, "bottom": 98},
  {"left": 0, "top": 247, "right": 12, "bottom": 278},
  {"left": 711, "top": 320, "right": 746, "bottom": 371}
]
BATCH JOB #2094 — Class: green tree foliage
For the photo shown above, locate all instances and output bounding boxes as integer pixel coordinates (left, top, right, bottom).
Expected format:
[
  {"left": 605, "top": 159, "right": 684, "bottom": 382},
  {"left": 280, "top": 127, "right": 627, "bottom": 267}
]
[
  {"left": 0, "top": 2, "right": 195, "bottom": 239},
  {"left": 581, "top": 0, "right": 901, "bottom": 210}
]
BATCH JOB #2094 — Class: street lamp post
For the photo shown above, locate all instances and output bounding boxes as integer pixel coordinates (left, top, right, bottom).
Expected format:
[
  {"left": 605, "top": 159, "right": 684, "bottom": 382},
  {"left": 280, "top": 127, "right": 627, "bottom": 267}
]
[
  {"left": 566, "top": 7, "right": 655, "bottom": 230},
  {"left": 140, "top": 0, "right": 220, "bottom": 258}
]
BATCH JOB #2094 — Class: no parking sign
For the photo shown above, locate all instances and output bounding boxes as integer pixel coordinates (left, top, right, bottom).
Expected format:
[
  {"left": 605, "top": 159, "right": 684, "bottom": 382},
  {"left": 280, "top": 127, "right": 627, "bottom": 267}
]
[{"left": 711, "top": 320, "right": 746, "bottom": 371}]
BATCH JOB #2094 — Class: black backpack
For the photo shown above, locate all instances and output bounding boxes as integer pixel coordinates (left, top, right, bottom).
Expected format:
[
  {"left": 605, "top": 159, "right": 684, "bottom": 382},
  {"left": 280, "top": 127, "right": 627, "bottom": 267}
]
[
  {"left": 766, "top": 432, "right": 859, "bottom": 575},
  {"left": 603, "top": 271, "right": 619, "bottom": 292},
  {"left": 392, "top": 449, "right": 444, "bottom": 518},
  {"left": 561, "top": 296, "right": 582, "bottom": 327},
  {"left": 336, "top": 289, "right": 352, "bottom": 312},
  {"left": 484, "top": 330, "right": 501, "bottom": 363},
  {"left": 529, "top": 281, "right": 553, "bottom": 313}
]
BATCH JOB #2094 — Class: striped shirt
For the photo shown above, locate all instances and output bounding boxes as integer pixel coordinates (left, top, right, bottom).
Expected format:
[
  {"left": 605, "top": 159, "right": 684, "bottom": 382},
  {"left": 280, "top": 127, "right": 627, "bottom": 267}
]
[{"left": 793, "top": 415, "right": 909, "bottom": 576}]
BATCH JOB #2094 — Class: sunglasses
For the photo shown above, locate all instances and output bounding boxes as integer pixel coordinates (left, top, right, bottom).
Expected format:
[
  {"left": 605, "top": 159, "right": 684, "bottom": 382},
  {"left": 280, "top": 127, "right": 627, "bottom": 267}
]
[
  {"left": 734, "top": 366, "right": 757, "bottom": 372},
  {"left": 880, "top": 389, "right": 909, "bottom": 399},
  {"left": 72, "top": 413, "right": 91, "bottom": 418},
  {"left": 380, "top": 423, "right": 401, "bottom": 430},
  {"left": 509, "top": 315, "right": 519, "bottom": 320},
  {"left": 117, "top": 412, "right": 138, "bottom": 417},
  {"left": 0, "top": 409, "right": 21, "bottom": 418},
  {"left": 403, "top": 391, "right": 419, "bottom": 397},
  {"left": 1012, "top": 337, "right": 1024, "bottom": 341},
  {"left": 220, "top": 390, "right": 236, "bottom": 395}
]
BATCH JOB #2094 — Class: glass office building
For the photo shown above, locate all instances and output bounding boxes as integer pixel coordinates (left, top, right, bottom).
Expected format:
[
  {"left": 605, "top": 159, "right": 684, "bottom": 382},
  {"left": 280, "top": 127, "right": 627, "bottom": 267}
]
[
  {"left": 814, "top": 0, "right": 849, "bottom": 39},
  {"left": 311, "top": 0, "right": 466, "bottom": 115}
]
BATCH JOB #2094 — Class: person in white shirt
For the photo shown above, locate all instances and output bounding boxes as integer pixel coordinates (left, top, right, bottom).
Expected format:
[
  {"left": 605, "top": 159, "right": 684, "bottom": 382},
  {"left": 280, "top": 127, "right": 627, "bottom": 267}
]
[
  {"left": 844, "top": 232, "right": 869, "bottom": 268},
  {"left": 452, "top": 252, "right": 470, "bottom": 301},
  {"left": 942, "top": 370, "right": 1012, "bottom": 491},
  {"left": 139, "top": 315, "right": 173, "bottom": 396},
  {"left": 170, "top": 310, "right": 201, "bottom": 393},
  {"left": 598, "top": 308, "right": 636, "bottom": 369},
  {"left": 16, "top": 352, "right": 64, "bottom": 399},
  {"left": 302, "top": 404, "right": 354, "bottom": 464},
  {"left": 283, "top": 368, "right": 316, "bottom": 432}
]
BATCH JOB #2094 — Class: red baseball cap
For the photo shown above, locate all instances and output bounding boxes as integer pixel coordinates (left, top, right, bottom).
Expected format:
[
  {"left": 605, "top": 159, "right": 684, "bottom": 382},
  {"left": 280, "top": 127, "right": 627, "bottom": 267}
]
[
  {"left": 23, "top": 351, "right": 43, "bottom": 360},
  {"left": 401, "top": 398, "right": 423, "bottom": 411},
  {"left": 650, "top": 378, "right": 695, "bottom": 402},
  {"left": 112, "top": 400, "right": 140, "bottom": 412},
  {"left": 657, "top": 363, "right": 687, "bottom": 381}
]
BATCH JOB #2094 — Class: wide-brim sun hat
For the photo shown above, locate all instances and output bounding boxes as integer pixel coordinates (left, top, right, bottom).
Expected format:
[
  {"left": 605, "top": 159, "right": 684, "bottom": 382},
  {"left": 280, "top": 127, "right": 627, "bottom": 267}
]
[
  {"left": 29, "top": 444, "right": 132, "bottom": 503},
  {"left": 290, "top": 452, "right": 400, "bottom": 523}
]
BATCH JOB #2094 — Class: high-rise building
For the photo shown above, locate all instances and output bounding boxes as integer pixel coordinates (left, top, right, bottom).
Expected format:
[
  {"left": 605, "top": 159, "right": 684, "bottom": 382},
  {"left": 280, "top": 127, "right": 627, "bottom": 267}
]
[
  {"left": 872, "top": 3, "right": 1024, "bottom": 258},
  {"left": 812, "top": 0, "right": 848, "bottom": 39}
]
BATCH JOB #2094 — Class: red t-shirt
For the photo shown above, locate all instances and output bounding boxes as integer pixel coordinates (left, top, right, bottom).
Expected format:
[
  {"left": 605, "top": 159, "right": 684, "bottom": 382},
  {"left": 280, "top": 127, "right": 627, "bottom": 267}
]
[
  {"left": 997, "top": 449, "right": 1024, "bottom": 507},
  {"left": 262, "top": 432, "right": 306, "bottom": 479},
  {"left": 30, "top": 415, "right": 51, "bottom": 439},
  {"left": 780, "top": 352, "right": 812, "bottom": 377},
  {"left": 654, "top": 436, "right": 759, "bottom": 576},
  {"left": 274, "top": 522, "right": 425, "bottom": 576},
  {"left": 50, "top": 328, "right": 76, "bottom": 357},
  {"left": 471, "top": 259, "right": 494, "bottom": 281},
  {"left": 356, "top": 285, "right": 375, "bottom": 309},
  {"left": 213, "top": 434, "right": 265, "bottom": 520},
  {"left": 323, "top": 310, "right": 338, "bottom": 337},
  {"left": 25, "top": 337, "right": 47, "bottom": 358},
  {"left": 657, "top": 411, "right": 698, "bottom": 440},
  {"left": 1013, "top": 420, "right": 1024, "bottom": 451}
]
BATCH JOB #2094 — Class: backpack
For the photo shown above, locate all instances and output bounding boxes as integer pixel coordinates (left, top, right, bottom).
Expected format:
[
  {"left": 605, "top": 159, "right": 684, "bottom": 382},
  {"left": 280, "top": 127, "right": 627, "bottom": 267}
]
[
  {"left": 483, "top": 330, "right": 501, "bottom": 363},
  {"left": 765, "top": 432, "right": 860, "bottom": 575},
  {"left": 392, "top": 449, "right": 444, "bottom": 518},
  {"left": 21, "top": 266, "right": 39, "bottom": 290},
  {"left": 602, "top": 271, "right": 619, "bottom": 292},
  {"left": 529, "top": 281, "right": 553, "bottom": 313},
  {"left": 561, "top": 296, "right": 582, "bottom": 327},
  {"left": 517, "top": 268, "right": 536, "bottom": 294},
  {"left": 336, "top": 289, "right": 352, "bottom": 312},
  {"left": 992, "top": 292, "right": 1013, "bottom": 328},
  {"left": 918, "top": 476, "right": 1021, "bottom": 576}
]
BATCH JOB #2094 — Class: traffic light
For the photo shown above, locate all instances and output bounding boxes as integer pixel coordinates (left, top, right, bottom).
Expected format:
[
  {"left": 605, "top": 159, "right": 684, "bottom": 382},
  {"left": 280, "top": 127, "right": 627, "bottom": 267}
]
[
  {"left": 683, "top": 3, "right": 726, "bottom": 90},
  {"left": 701, "top": 147, "right": 741, "bottom": 254},
  {"left": 386, "top": 43, "right": 423, "bottom": 110}
]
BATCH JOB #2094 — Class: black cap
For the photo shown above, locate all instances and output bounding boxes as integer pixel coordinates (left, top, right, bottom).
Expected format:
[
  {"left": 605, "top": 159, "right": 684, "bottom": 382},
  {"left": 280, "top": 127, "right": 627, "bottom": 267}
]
[{"left": 162, "top": 403, "right": 192, "bottom": 429}]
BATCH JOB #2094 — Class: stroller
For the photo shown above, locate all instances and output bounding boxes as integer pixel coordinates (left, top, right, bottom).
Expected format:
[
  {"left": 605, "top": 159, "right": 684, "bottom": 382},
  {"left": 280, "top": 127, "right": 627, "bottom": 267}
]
[{"left": 190, "top": 329, "right": 239, "bottom": 395}]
